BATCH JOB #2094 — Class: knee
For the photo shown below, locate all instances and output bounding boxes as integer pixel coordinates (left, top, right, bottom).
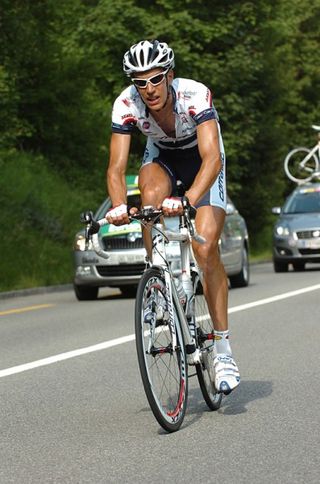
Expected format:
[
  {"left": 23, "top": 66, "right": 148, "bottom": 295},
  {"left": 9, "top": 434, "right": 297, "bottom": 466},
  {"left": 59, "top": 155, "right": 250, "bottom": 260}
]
[
  {"left": 139, "top": 182, "right": 163, "bottom": 206},
  {"left": 139, "top": 165, "right": 171, "bottom": 206},
  {"left": 195, "top": 237, "right": 221, "bottom": 269}
]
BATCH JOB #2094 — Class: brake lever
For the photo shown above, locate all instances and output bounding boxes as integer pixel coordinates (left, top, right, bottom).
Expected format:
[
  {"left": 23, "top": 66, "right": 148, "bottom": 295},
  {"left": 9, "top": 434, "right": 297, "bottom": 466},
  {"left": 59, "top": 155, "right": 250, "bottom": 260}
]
[{"left": 80, "top": 210, "right": 100, "bottom": 246}]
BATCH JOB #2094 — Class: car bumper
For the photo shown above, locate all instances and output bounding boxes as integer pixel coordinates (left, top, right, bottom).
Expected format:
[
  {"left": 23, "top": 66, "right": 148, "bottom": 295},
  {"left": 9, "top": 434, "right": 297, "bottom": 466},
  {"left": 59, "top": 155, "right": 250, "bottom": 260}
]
[
  {"left": 73, "top": 245, "right": 182, "bottom": 287},
  {"left": 74, "top": 249, "right": 147, "bottom": 287},
  {"left": 273, "top": 236, "right": 320, "bottom": 263}
]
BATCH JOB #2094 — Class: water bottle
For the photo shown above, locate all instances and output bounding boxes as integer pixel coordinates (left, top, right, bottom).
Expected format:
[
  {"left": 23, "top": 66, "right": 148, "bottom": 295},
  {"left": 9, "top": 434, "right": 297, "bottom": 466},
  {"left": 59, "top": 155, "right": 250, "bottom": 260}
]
[
  {"left": 174, "top": 277, "right": 187, "bottom": 306},
  {"left": 181, "top": 273, "right": 196, "bottom": 337}
]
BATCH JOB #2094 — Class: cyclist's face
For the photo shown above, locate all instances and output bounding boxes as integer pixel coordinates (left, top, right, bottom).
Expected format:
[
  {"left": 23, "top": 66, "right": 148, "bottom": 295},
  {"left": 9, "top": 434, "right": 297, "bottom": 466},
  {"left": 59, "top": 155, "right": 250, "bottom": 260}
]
[{"left": 132, "top": 68, "right": 173, "bottom": 111}]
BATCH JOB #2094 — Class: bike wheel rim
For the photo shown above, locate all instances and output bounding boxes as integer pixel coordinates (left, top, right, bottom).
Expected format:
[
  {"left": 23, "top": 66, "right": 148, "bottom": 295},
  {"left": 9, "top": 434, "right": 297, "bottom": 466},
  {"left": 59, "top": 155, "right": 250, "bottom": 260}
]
[{"left": 140, "top": 274, "right": 187, "bottom": 425}]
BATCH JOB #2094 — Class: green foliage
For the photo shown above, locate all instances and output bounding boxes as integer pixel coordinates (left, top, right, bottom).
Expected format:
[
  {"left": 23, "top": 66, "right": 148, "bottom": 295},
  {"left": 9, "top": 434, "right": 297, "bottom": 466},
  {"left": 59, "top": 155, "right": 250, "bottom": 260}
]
[
  {"left": 1, "top": 0, "right": 319, "bottom": 288},
  {"left": 0, "top": 149, "right": 101, "bottom": 290}
]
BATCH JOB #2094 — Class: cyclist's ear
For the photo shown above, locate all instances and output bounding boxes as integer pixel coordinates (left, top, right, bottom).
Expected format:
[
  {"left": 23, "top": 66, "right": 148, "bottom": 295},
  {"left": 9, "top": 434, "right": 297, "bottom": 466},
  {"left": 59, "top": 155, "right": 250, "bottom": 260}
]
[{"left": 167, "top": 69, "right": 174, "bottom": 83}]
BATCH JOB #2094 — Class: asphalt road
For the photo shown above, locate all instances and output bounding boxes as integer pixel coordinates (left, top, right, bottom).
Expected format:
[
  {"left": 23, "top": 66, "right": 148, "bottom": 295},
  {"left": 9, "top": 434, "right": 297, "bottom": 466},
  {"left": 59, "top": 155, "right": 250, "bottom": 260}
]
[{"left": 1, "top": 263, "right": 320, "bottom": 484}]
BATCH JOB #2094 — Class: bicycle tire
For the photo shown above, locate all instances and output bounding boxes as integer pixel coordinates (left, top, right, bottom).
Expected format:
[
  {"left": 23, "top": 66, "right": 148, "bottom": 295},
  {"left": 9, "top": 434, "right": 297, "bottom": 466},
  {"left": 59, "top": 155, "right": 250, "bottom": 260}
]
[
  {"left": 135, "top": 267, "right": 188, "bottom": 432},
  {"left": 284, "top": 147, "right": 319, "bottom": 183},
  {"left": 193, "top": 273, "right": 222, "bottom": 410}
]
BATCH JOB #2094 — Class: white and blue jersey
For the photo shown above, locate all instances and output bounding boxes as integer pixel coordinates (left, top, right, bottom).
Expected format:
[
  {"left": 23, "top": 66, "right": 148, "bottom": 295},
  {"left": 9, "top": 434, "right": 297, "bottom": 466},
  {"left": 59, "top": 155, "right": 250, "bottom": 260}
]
[{"left": 111, "top": 78, "right": 226, "bottom": 210}]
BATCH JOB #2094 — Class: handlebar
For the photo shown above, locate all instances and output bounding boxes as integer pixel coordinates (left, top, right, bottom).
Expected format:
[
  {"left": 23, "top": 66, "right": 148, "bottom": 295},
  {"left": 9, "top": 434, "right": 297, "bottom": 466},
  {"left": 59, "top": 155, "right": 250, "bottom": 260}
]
[{"left": 80, "top": 197, "right": 205, "bottom": 260}]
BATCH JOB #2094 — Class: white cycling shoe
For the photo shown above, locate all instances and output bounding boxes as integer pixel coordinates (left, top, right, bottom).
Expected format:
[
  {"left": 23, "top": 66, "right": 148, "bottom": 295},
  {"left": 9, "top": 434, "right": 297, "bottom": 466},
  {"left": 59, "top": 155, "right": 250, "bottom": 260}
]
[{"left": 214, "top": 354, "right": 240, "bottom": 395}]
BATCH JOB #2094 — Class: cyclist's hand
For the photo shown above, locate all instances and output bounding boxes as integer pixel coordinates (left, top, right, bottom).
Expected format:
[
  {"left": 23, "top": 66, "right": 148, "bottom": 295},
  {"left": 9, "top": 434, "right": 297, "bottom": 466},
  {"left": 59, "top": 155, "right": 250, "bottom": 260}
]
[
  {"left": 105, "top": 203, "right": 129, "bottom": 225},
  {"left": 162, "top": 197, "right": 183, "bottom": 216}
]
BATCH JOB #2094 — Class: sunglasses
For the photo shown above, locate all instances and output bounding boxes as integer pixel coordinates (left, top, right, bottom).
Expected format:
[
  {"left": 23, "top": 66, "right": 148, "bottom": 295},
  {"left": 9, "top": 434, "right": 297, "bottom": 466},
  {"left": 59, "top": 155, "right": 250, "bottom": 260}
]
[{"left": 131, "top": 69, "right": 169, "bottom": 89}]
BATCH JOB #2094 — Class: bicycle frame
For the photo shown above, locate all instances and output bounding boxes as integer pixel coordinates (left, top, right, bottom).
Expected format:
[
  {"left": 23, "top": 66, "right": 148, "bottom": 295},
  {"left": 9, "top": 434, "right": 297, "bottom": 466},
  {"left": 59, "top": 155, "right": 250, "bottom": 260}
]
[
  {"left": 151, "top": 218, "right": 199, "bottom": 358},
  {"left": 299, "top": 141, "right": 320, "bottom": 174},
  {"left": 81, "top": 206, "right": 204, "bottom": 360}
]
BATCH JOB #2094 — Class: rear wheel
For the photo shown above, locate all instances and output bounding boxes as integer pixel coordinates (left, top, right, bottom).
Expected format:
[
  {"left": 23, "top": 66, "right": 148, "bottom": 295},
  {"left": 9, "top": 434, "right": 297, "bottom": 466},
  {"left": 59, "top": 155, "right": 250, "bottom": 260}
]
[
  {"left": 292, "top": 261, "right": 305, "bottom": 271},
  {"left": 229, "top": 245, "right": 250, "bottom": 288},
  {"left": 284, "top": 147, "right": 319, "bottom": 183},
  {"left": 135, "top": 268, "right": 188, "bottom": 432},
  {"left": 73, "top": 284, "right": 98, "bottom": 301},
  {"left": 193, "top": 273, "right": 222, "bottom": 411}
]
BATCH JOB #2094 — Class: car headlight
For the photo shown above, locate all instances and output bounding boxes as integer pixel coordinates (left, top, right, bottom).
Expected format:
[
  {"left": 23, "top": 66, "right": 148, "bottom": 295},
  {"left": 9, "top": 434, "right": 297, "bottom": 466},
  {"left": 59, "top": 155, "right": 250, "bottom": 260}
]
[
  {"left": 74, "top": 234, "right": 92, "bottom": 251},
  {"left": 275, "top": 225, "right": 290, "bottom": 237}
]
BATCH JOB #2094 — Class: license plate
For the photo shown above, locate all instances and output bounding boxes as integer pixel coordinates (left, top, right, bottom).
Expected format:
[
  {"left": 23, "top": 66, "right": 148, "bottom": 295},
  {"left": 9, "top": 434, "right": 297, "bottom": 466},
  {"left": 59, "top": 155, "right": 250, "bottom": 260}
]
[
  {"left": 299, "top": 238, "right": 320, "bottom": 249},
  {"left": 117, "top": 254, "right": 145, "bottom": 264}
]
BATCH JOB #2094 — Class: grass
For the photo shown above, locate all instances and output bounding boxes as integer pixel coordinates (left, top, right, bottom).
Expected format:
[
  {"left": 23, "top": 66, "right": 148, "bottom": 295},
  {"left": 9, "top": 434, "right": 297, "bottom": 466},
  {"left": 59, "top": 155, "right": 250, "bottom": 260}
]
[{"left": 0, "top": 149, "right": 102, "bottom": 292}]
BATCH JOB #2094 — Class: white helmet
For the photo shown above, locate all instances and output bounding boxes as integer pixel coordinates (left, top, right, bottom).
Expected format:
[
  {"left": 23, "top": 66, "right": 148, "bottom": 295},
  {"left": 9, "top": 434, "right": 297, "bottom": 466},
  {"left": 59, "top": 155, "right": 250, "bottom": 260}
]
[{"left": 123, "top": 40, "right": 175, "bottom": 76}]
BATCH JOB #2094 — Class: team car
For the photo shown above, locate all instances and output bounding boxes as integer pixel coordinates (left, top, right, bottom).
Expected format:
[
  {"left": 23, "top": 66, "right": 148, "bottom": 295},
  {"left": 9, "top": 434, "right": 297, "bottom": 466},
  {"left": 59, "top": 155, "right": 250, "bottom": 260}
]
[{"left": 73, "top": 176, "right": 250, "bottom": 299}]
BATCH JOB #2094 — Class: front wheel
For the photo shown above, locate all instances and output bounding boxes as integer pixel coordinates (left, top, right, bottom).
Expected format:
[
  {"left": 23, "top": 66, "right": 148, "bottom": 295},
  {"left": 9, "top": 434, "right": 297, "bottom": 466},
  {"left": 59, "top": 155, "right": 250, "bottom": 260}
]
[
  {"left": 229, "top": 245, "right": 250, "bottom": 288},
  {"left": 273, "top": 259, "right": 288, "bottom": 273},
  {"left": 193, "top": 273, "right": 222, "bottom": 411},
  {"left": 135, "top": 268, "right": 188, "bottom": 432},
  {"left": 284, "top": 147, "right": 319, "bottom": 183}
]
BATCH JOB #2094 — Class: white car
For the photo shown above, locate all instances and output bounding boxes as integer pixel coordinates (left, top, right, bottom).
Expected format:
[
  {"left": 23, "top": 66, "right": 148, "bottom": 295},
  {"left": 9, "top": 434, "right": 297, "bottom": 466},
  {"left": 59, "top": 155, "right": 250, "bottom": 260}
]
[{"left": 73, "top": 177, "right": 250, "bottom": 299}]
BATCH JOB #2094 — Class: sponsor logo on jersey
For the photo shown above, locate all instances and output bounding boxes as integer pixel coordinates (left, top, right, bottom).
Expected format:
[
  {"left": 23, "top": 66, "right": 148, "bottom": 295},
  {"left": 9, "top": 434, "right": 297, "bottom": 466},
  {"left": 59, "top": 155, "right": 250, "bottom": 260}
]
[
  {"left": 180, "top": 114, "right": 189, "bottom": 123},
  {"left": 178, "top": 90, "right": 197, "bottom": 101},
  {"left": 218, "top": 154, "right": 225, "bottom": 202},
  {"left": 188, "top": 105, "right": 196, "bottom": 116}
]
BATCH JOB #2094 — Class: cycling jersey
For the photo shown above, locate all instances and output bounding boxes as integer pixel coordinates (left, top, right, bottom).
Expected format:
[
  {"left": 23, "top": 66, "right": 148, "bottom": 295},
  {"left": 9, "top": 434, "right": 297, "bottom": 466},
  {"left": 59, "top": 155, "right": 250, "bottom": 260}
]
[
  {"left": 111, "top": 78, "right": 226, "bottom": 210},
  {"left": 112, "top": 78, "right": 218, "bottom": 148}
]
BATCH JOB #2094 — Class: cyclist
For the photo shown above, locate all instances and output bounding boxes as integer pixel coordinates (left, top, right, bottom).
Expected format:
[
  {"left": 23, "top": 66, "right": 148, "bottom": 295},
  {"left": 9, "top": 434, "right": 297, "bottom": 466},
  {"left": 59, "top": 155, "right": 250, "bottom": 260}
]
[{"left": 105, "top": 39, "right": 240, "bottom": 394}]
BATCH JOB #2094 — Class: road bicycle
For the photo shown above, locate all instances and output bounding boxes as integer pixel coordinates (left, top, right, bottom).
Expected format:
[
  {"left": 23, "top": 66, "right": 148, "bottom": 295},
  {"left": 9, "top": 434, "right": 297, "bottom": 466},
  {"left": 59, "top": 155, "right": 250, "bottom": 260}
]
[
  {"left": 284, "top": 125, "right": 320, "bottom": 183},
  {"left": 81, "top": 198, "right": 222, "bottom": 432}
]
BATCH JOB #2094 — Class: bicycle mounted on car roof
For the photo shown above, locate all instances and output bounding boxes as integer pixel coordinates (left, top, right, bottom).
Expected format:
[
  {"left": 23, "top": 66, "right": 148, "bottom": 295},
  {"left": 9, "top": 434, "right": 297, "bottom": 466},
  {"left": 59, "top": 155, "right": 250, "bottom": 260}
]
[{"left": 284, "top": 125, "right": 320, "bottom": 184}]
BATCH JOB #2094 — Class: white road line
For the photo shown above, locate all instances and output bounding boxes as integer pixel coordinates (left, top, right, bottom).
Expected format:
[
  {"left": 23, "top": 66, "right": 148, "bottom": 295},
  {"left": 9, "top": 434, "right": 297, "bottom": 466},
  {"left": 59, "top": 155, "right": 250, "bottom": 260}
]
[
  {"left": 1, "top": 283, "right": 320, "bottom": 379},
  {"left": 228, "top": 283, "right": 320, "bottom": 313}
]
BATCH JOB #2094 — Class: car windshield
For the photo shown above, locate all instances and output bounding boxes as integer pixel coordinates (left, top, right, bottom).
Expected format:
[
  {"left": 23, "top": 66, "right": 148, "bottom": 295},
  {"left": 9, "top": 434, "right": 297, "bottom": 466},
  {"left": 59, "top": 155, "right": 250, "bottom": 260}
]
[{"left": 283, "top": 190, "right": 320, "bottom": 214}]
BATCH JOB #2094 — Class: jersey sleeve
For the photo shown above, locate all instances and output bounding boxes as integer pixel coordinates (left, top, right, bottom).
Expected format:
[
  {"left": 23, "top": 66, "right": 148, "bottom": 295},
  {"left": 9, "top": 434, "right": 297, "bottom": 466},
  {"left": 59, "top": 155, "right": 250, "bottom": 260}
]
[
  {"left": 187, "top": 82, "right": 219, "bottom": 126},
  {"left": 111, "top": 91, "right": 137, "bottom": 134}
]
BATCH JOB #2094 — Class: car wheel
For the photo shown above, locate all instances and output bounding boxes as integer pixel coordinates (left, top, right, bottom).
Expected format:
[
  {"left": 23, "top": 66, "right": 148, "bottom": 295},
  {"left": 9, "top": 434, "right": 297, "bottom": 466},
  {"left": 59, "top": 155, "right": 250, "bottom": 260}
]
[
  {"left": 273, "top": 260, "right": 289, "bottom": 273},
  {"left": 292, "top": 261, "right": 305, "bottom": 271},
  {"left": 74, "top": 284, "right": 99, "bottom": 301},
  {"left": 120, "top": 285, "right": 137, "bottom": 298},
  {"left": 229, "top": 245, "right": 250, "bottom": 288}
]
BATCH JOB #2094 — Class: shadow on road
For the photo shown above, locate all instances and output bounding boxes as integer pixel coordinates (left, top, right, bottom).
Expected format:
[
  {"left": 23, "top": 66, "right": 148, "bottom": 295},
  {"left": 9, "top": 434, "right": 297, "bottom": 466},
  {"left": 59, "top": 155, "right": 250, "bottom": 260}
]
[{"left": 187, "top": 379, "right": 273, "bottom": 417}]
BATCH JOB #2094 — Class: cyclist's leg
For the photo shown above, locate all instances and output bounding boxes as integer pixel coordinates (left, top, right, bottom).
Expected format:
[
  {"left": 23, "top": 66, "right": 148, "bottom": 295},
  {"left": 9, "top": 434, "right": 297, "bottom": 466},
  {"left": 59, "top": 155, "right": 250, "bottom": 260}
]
[
  {"left": 138, "top": 140, "right": 175, "bottom": 257},
  {"left": 193, "top": 205, "right": 228, "bottom": 329},
  {"left": 192, "top": 159, "right": 240, "bottom": 394}
]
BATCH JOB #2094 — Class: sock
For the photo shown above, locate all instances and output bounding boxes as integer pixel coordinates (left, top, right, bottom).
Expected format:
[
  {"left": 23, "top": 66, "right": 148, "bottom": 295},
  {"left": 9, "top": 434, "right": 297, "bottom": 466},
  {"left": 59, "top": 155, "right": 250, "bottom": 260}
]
[{"left": 214, "top": 330, "right": 232, "bottom": 356}]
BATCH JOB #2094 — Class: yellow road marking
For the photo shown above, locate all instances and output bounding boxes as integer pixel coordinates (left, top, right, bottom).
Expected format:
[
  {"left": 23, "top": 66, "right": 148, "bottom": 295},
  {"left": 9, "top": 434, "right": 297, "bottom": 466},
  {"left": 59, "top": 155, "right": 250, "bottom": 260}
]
[{"left": 0, "top": 304, "right": 54, "bottom": 316}]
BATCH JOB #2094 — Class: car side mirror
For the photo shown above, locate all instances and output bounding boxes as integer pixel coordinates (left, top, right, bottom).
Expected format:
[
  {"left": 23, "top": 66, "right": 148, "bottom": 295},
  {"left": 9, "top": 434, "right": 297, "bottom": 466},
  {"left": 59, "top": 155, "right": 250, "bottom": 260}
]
[{"left": 272, "top": 207, "right": 281, "bottom": 215}]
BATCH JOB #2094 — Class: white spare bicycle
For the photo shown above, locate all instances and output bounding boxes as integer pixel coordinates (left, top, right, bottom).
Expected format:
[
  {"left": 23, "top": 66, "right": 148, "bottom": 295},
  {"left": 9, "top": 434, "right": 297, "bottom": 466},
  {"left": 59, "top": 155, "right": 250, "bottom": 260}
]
[
  {"left": 81, "top": 197, "right": 223, "bottom": 433},
  {"left": 284, "top": 125, "right": 320, "bottom": 183}
]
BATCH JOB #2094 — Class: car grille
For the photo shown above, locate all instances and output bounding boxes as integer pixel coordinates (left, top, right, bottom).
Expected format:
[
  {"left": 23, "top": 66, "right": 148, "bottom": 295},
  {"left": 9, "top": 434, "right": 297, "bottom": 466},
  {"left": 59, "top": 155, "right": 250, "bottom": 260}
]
[
  {"left": 101, "top": 237, "right": 144, "bottom": 250},
  {"left": 296, "top": 230, "right": 320, "bottom": 239},
  {"left": 298, "top": 249, "right": 320, "bottom": 256},
  {"left": 96, "top": 264, "right": 146, "bottom": 277}
]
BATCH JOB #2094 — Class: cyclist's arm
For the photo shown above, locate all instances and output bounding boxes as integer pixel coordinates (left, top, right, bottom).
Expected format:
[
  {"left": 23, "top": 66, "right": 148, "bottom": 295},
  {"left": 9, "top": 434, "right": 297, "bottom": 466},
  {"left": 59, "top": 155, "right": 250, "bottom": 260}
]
[
  {"left": 107, "top": 132, "right": 131, "bottom": 205},
  {"left": 185, "top": 119, "right": 222, "bottom": 206},
  {"left": 106, "top": 133, "right": 131, "bottom": 224}
]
